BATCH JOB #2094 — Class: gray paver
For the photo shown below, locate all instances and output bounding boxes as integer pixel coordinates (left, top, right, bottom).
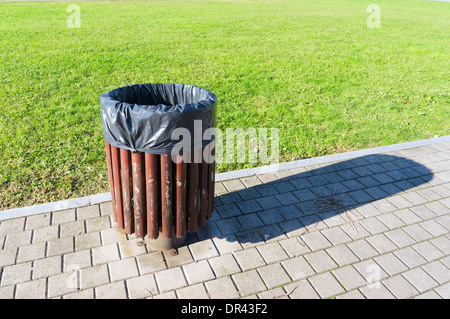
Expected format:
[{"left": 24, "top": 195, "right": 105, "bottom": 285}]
[
  {"left": 232, "top": 269, "right": 266, "bottom": 296},
  {"left": 308, "top": 272, "right": 345, "bottom": 299},
  {"left": 2, "top": 138, "right": 450, "bottom": 299}
]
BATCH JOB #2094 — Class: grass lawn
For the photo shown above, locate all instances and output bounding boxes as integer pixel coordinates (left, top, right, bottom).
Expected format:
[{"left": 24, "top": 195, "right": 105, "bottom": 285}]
[{"left": 0, "top": 0, "right": 449, "bottom": 209}]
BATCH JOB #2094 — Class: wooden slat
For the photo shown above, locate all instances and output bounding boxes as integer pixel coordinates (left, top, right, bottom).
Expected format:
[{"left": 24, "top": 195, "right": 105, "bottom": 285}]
[
  {"left": 207, "top": 141, "right": 216, "bottom": 220},
  {"left": 145, "top": 153, "right": 159, "bottom": 239},
  {"left": 160, "top": 154, "right": 173, "bottom": 239},
  {"left": 110, "top": 145, "right": 124, "bottom": 230},
  {"left": 104, "top": 141, "right": 117, "bottom": 223},
  {"left": 132, "top": 152, "right": 146, "bottom": 238},
  {"left": 120, "top": 148, "right": 133, "bottom": 234},
  {"left": 187, "top": 151, "right": 199, "bottom": 233},
  {"left": 175, "top": 154, "right": 187, "bottom": 238},
  {"left": 199, "top": 146, "right": 209, "bottom": 227}
]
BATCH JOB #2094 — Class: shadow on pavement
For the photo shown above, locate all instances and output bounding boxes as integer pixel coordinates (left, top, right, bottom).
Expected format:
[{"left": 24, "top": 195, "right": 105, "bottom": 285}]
[{"left": 187, "top": 154, "right": 433, "bottom": 246}]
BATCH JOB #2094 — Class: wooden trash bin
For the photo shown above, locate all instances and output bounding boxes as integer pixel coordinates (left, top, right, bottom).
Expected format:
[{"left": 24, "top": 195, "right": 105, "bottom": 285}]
[
  {"left": 104, "top": 141, "right": 215, "bottom": 250},
  {"left": 101, "top": 83, "right": 217, "bottom": 251}
]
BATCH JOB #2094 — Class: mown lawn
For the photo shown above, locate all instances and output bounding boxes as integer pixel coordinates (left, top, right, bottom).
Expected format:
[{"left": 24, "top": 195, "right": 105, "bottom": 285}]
[{"left": 0, "top": 0, "right": 449, "bottom": 209}]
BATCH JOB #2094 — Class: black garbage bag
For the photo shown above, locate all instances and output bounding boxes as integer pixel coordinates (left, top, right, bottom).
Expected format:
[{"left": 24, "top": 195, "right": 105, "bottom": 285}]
[{"left": 100, "top": 83, "right": 217, "bottom": 155}]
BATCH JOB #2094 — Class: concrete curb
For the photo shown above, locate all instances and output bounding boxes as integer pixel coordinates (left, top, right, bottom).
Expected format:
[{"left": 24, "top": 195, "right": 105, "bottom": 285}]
[{"left": 1, "top": 135, "right": 449, "bottom": 221}]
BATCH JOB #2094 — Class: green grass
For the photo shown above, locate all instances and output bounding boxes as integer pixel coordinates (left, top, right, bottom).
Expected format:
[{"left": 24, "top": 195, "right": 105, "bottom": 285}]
[{"left": 0, "top": 0, "right": 449, "bottom": 209}]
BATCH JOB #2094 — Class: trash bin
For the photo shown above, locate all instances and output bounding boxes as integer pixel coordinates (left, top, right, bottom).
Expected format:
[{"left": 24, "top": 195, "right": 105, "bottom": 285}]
[{"left": 100, "top": 83, "right": 217, "bottom": 251}]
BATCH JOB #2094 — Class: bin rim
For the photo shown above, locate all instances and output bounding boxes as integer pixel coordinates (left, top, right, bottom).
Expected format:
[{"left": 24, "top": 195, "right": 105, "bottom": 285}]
[
  {"left": 100, "top": 82, "right": 217, "bottom": 155},
  {"left": 100, "top": 82, "right": 217, "bottom": 113}
]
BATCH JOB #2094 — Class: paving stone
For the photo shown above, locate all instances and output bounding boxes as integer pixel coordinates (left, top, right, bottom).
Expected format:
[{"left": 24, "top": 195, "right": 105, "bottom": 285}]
[
  {"left": 64, "top": 250, "right": 92, "bottom": 271},
  {"left": 284, "top": 280, "right": 320, "bottom": 299},
  {"left": 232, "top": 269, "right": 266, "bottom": 296},
  {"left": 434, "top": 282, "right": 450, "bottom": 299},
  {"left": 177, "top": 283, "right": 209, "bottom": 299},
  {"left": 211, "top": 234, "right": 242, "bottom": 255},
  {"left": 136, "top": 251, "right": 167, "bottom": 274},
  {"left": 205, "top": 276, "right": 240, "bottom": 299},
  {"left": 326, "top": 245, "right": 359, "bottom": 266},
  {"left": 258, "top": 287, "right": 288, "bottom": 299},
  {"left": 401, "top": 268, "right": 439, "bottom": 293},
  {"left": 419, "top": 219, "right": 448, "bottom": 237},
  {"left": 359, "top": 283, "right": 395, "bottom": 299},
  {"left": 86, "top": 216, "right": 111, "bottom": 233},
  {"left": 47, "top": 237, "right": 75, "bottom": 257},
  {"left": 216, "top": 218, "right": 243, "bottom": 236},
  {"left": 374, "top": 253, "right": 408, "bottom": 276},
  {"left": 162, "top": 245, "right": 193, "bottom": 268},
  {"left": 321, "top": 226, "right": 352, "bottom": 245},
  {"left": 376, "top": 213, "right": 406, "bottom": 229},
  {"left": 353, "top": 259, "right": 389, "bottom": 284},
  {"left": 425, "top": 201, "right": 450, "bottom": 216},
  {"left": 257, "top": 208, "right": 285, "bottom": 225},
  {"left": 208, "top": 254, "right": 241, "bottom": 277},
  {"left": 0, "top": 262, "right": 32, "bottom": 286},
  {"left": 257, "top": 263, "right": 291, "bottom": 289},
  {"left": 4, "top": 230, "right": 32, "bottom": 249},
  {"left": 189, "top": 239, "right": 219, "bottom": 261},
  {"left": 60, "top": 220, "right": 85, "bottom": 237},
  {"left": 305, "top": 250, "right": 338, "bottom": 273},
  {"left": 100, "top": 227, "right": 128, "bottom": 245},
  {"left": 281, "top": 256, "right": 315, "bottom": 281},
  {"left": 384, "top": 228, "right": 416, "bottom": 248},
  {"left": 393, "top": 247, "right": 427, "bottom": 269},
  {"left": 155, "top": 267, "right": 188, "bottom": 293},
  {"left": 366, "top": 234, "right": 397, "bottom": 254},
  {"left": 0, "top": 285, "right": 15, "bottom": 299},
  {"left": 332, "top": 265, "right": 367, "bottom": 291},
  {"left": 77, "top": 205, "right": 100, "bottom": 220},
  {"left": 236, "top": 199, "right": 261, "bottom": 214},
  {"left": 118, "top": 238, "right": 147, "bottom": 258},
  {"left": 109, "top": 257, "right": 139, "bottom": 282},
  {"left": 47, "top": 271, "right": 80, "bottom": 297},
  {"left": 308, "top": 272, "right": 345, "bottom": 299},
  {"left": 402, "top": 224, "right": 433, "bottom": 242},
  {"left": 233, "top": 248, "right": 266, "bottom": 271},
  {"left": 126, "top": 274, "right": 158, "bottom": 299},
  {"left": 279, "top": 237, "right": 311, "bottom": 257},
  {"left": 0, "top": 218, "right": 25, "bottom": 236},
  {"left": 33, "top": 255, "right": 62, "bottom": 279},
  {"left": 92, "top": 243, "right": 120, "bottom": 266},
  {"left": 237, "top": 213, "right": 264, "bottom": 230},
  {"left": 300, "top": 231, "right": 332, "bottom": 251},
  {"left": 412, "top": 241, "right": 445, "bottom": 262},
  {"left": 382, "top": 275, "right": 419, "bottom": 299},
  {"left": 359, "top": 217, "right": 389, "bottom": 235},
  {"left": 182, "top": 260, "right": 215, "bottom": 285},
  {"left": 347, "top": 239, "right": 380, "bottom": 260},
  {"left": 257, "top": 242, "right": 289, "bottom": 264},
  {"left": 51, "top": 209, "right": 76, "bottom": 225},
  {"left": 216, "top": 203, "right": 241, "bottom": 219},
  {"left": 26, "top": 213, "right": 51, "bottom": 230},
  {"left": 430, "top": 236, "right": 450, "bottom": 255},
  {"left": 16, "top": 278, "right": 47, "bottom": 299},
  {"left": 0, "top": 248, "right": 16, "bottom": 268},
  {"left": 422, "top": 260, "right": 450, "bottom": 284},
  {"left": 17, "top": 241, "right": 46, "bottom": 263},
  {"left": 394, "top": 208, "right": 422, "bottom": 224},
  {"left": 95, "top": 281, "right": 127, "bottom": 299},
  {"left": 335, "top": 290, "right": 365, "bottom": 299}
]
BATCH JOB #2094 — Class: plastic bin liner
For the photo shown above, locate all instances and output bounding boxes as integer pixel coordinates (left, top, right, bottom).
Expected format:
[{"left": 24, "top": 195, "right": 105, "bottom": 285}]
[{"left": 100, "top": 83, "right": 217, "bottom": 155}]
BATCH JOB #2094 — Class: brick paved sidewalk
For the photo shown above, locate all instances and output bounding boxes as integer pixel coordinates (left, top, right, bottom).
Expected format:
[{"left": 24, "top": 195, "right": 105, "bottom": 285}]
[{"left": 1, "top": 139, "right": 449, "bottom": 299}]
